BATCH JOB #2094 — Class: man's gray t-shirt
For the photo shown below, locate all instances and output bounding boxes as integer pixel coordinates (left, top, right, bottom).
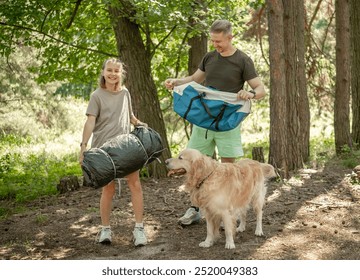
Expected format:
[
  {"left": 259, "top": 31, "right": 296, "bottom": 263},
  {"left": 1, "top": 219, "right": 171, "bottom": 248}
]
[
  {"left": 86, "top": 87, "right": 133, "bottom": 148},
  {"left": 199, "top": 49, "right": 258, "bottom": 93}
]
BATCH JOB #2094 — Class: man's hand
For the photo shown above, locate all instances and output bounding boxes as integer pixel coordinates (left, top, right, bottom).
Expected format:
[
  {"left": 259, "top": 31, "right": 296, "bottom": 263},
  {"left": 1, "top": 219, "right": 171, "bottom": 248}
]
[
  {"left": 237, "top": 89, "right": 255, "bottom": 100},
  {"left": 164, "top": 79, "right": 176, "bottom": 90}
]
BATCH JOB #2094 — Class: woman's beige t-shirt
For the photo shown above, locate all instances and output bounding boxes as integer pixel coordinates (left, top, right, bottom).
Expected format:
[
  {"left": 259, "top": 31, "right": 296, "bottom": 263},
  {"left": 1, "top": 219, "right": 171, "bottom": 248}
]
[{"left": 86, "top": 87, "right": 133, "bottom": 148}]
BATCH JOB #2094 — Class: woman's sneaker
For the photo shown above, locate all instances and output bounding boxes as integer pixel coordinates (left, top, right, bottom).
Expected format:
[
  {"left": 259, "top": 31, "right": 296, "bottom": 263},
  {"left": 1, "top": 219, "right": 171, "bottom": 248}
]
[
  {"left": 98, "top": 227, "right": 112, "bottom": 244},
  {"left": 133, "top": 227, "right": 147, "bottom": 246},
  {"left": 178, "top": 207, "right": 201, "bottom": 225}
]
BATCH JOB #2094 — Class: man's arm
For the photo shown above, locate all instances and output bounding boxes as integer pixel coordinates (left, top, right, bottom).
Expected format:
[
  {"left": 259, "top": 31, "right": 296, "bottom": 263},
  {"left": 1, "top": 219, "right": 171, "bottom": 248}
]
[
  {"left": 237, "top": 77, "right": 266, "bottom": 100},
  {"left": 164, "top": 69, "right": 206, "bottom": 90}
]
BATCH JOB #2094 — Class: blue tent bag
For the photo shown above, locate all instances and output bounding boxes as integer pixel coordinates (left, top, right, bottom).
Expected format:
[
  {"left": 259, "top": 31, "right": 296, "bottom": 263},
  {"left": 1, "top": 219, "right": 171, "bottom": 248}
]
[{"left": 173, "top": 82, "right": 251, "bottom": 131}]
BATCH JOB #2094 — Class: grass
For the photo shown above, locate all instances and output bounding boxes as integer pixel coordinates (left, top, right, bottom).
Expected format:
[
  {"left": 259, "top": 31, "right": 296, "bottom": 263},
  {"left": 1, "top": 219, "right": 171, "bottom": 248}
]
[{"left": 0, "top": 150, "right": 82, "bottom": 202}]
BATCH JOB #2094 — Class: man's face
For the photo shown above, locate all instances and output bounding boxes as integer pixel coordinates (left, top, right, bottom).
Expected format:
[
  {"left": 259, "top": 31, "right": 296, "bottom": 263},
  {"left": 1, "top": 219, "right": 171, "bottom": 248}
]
[{"left": 210, "top": 32, "right": 232, "bottom": 54}]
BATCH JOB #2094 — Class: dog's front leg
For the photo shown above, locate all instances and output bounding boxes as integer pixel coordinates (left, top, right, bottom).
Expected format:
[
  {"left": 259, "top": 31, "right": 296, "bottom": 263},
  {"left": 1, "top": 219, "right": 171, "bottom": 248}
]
[
  {"left": 222, "top": 214, "right": 235, "bottom": 249},
  {"left": 236, "top": 208, "right": 247, "bottom": 233},
  {"left": 199, "top": 218, "right": 216, "bottom": 248},
  {"left": 254, "top": 206, "right": 264, "bottom": 236}
]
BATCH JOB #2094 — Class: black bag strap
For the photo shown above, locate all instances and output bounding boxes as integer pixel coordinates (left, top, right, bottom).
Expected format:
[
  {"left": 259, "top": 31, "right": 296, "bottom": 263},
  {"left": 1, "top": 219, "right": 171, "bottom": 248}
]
[
  {"left": 183, "top": 91, "right": 231, "bottom": 138},
  {"left": 199, "top": 92, "right": 227, "bottom": 131},
  {"left": 212, "top": 104, "right": 227, "bottom": 130},
  {"left": 199, "top": 93, "right": 216, "bottom": 118},
  {"left": 183, "top": 92, "right": 206, "bottom": 120}
]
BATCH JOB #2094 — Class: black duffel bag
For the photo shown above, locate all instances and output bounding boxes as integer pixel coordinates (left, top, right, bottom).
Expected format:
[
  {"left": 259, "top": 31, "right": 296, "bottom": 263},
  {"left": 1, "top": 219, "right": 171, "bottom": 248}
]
[{"left": 81, "top": 126, "right": 164, "bottom": 188}]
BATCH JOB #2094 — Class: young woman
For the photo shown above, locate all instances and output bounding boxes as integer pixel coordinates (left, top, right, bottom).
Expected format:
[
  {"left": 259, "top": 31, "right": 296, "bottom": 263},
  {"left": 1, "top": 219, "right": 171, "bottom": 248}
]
[{"left": 79, "top": 58, "right": 147, "bottom": 246}]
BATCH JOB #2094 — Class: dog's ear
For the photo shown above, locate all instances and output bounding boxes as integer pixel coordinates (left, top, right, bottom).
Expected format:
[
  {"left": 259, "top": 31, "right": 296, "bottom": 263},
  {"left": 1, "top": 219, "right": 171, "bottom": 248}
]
[{"left": 261, "top": 163, "right": 276, "bottom": 179}]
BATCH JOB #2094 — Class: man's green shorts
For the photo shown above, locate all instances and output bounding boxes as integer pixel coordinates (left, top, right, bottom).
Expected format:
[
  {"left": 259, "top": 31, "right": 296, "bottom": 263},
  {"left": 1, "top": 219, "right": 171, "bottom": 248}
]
[{"left": 187, "top": 125, "right": 244, "bottom": 158}]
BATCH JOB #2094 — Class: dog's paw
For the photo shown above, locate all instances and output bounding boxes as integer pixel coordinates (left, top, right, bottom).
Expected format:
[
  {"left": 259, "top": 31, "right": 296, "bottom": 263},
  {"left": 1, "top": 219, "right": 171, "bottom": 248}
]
[
  {"left": 225, "top": 242, "right": 236, "bottom": 249},
  {"left": 199, "top": 241, "right": 213, "bottom": 248},
  {"left": 255, "top": 229, "right": 264, "bottom": 236},
  {"left": 236, "top": 224, "right": 246, "bottom": 233}
]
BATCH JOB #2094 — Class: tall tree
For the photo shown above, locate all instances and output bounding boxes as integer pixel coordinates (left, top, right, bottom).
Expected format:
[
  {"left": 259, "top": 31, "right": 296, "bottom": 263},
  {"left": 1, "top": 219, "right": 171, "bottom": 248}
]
[
  {"left": 187, "top": 0, "right": 207, "bottom": 75},
  {"left": 107, "top": 1, "right": 171, "bottom": 178},
  {"left": 350, "top": 0, "right": 360, "bottom": 147},
  {"left": 267, "top": 0, "right": 309, "bottom": 177},
  {"left": 335, "top": 0, "right": 352, "bottom": 154},
  {"left": 267, "top": 0, "right": 288, "bottom": 177},
  {"left": 283, "top": 0, "right": 309, "bottom": 170},
  {"left": 185, "top": 0, "right": 208, "bottom": 137}
]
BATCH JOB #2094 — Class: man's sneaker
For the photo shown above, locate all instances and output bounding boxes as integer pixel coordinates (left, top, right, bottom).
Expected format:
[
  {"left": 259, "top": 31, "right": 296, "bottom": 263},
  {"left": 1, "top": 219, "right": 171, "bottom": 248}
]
[
  {"left": 178, "top": 207, "right": 201, "bottom": 225},
  {"left": 133, "top": 227, "right": 147, "bottom": 246},
  {"left": 98, "top": 227, "right": 112, "bottom": 244}
]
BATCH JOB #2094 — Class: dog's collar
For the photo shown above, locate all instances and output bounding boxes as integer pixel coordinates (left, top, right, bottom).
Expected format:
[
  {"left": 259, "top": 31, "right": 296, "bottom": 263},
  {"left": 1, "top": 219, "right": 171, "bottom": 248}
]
[{"left": 197, "top": 168, "right": 216, "bottom": 188}]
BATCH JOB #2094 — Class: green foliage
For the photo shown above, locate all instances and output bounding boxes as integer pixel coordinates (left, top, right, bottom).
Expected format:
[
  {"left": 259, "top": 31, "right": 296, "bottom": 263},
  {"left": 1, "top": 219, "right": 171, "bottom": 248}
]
[
  {"left": 1, "top": 0, "right": 116, "bottom": 84},
  {"left": 0, "top": 150, "right": 82, "bottom": 203},
  {"left": 0, "top": 48, "right": 87, "bottom": 217},
  {"left": 1, "top": 0, "right": 252, "bottom": 88},
  {"left": 55, "top": 82, "right": 95, "bottom": 100},
  {"left": 0, "top": 48, "right": 87, "bottom": 140},
  {"left": 340, "top": 148, "right": 360, "bottom": 169},
  {"left": 308, "top": 136, "right": 335, "bottom": 167}
]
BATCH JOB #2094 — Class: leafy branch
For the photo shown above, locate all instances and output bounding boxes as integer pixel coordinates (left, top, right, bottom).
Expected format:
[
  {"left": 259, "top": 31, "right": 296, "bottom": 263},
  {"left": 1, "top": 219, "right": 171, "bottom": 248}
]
[{"left": 0, "top": 21, "right": 117, "bottom": 57}]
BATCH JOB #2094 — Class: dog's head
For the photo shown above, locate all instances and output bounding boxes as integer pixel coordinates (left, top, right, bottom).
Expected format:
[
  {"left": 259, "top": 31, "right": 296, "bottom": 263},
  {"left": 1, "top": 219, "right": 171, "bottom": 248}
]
[
  {"left": 166, "top": 148, "right": 217, "bottom": 189},
  {"left": 165, "top": 148, "right": 203, "bottom": 176}
]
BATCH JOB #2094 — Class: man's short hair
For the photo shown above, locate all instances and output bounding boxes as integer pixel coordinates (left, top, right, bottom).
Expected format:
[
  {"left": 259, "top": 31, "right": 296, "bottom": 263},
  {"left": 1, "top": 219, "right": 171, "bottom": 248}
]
[{"left": 210, "top": 20, "right": 232, "bottom": 35}]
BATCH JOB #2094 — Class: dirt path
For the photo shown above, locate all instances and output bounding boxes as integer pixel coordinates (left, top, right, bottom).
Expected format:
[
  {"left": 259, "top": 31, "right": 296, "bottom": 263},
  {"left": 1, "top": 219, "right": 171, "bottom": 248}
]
[{"left": 0, "top": 161, "right": 359, "bottom": 260}]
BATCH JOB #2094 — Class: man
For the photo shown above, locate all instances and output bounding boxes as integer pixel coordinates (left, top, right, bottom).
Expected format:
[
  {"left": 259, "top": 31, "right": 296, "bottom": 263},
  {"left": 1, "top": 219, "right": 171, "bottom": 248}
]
[{"left": 165, "top": 19, "right": 266, "bottom": 225}]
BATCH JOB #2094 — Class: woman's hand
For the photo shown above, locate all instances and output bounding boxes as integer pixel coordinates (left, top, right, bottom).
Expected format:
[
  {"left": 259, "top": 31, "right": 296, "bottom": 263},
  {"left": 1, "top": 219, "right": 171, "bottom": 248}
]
[
  {"left": 135, "top": 121, "right": 148, "bottom": 128},
  {"left": 79, "top": 145, "right": 87, "bottom": 165}
]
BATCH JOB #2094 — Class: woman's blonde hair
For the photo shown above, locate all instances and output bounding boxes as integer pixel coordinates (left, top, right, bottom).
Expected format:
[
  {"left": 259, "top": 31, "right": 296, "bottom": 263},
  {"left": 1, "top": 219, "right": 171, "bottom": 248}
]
[{"left": 99, "top": 58, "right": 125, "bottom": 90}]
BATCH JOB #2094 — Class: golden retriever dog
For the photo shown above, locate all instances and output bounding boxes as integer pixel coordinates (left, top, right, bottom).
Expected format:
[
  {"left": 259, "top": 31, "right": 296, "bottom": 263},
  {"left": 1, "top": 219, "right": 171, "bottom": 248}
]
[{"left": 166, "top": 148, "right": 276, "bottom": 249}]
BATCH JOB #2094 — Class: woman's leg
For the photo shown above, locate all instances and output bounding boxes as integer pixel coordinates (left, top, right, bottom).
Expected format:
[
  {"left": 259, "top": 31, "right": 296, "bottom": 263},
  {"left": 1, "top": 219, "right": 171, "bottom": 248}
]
[
  {"left": 126, "top": 170, "right": 147, "bottom": 246},
  {"left": 100, "top": 180, "right": 116, "bottom": 226},
  {"left": 126, "top": 170, "right": 143, "bottom": 223}
]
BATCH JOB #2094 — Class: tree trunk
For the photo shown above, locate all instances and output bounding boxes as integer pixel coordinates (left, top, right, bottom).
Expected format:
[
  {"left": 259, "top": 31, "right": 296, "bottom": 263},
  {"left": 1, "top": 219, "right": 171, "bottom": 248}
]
[
  {"left": 252, "top": 147, "right": 265, "bottom": 163},
  {"left": 267, "top": 0, "right": 289, "bottom": 178},
  {"left": 350, "top": 0, "right": 360, "bottom": 147},
  {"left": 335, "top": 0, "right": 352, "bottom": 154},
  {"left": 188, "top": 0, "right": 207, "bottom": 76},
  {"left": 108, "top": 2, "right": 171, "bottom": 178},
  {"left": 295, "top": 0, "right": 310, "bottom": 162},
  {"left": 188, "top": 34, "right": 207, "bottom": 75},
  {"left": 187, "top": 0, "right": 208, "bottom": 138},
  {"left": 283, "top": 0, "right": 308, "bottom": 171},
  {"left": 267, "top": 0, "right": 308, "bottom": 178}
]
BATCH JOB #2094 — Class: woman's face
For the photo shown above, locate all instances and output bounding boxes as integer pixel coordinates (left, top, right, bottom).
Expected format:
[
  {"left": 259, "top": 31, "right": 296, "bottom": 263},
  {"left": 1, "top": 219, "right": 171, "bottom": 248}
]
[{"left": 102, "top": 61, "right": 122, "bottom": 88}]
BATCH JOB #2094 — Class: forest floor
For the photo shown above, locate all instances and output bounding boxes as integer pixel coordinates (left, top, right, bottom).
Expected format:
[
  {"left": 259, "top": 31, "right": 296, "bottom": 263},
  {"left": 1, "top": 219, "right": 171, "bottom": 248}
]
[{"left": 0, "top": 159, "right": 359, "bottom": 260}]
